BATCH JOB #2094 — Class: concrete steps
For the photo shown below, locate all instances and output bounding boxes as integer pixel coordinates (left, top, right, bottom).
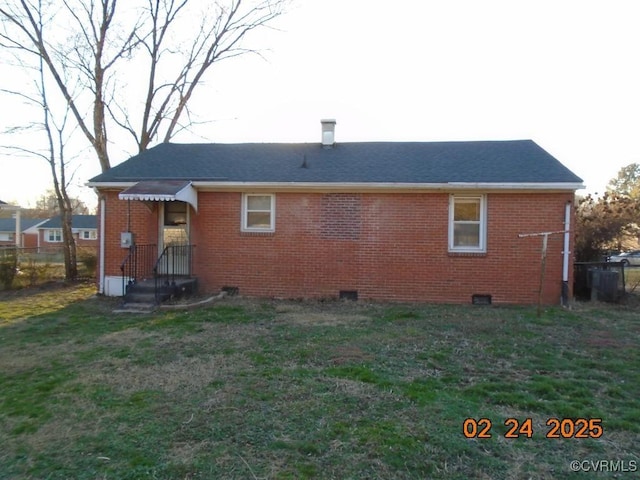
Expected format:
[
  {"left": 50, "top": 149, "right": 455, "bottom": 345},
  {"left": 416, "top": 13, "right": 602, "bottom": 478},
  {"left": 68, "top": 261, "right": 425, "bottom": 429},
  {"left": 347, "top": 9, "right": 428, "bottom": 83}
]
[{"left": 121, "top": 277, "right": 198, "bottom": 310}]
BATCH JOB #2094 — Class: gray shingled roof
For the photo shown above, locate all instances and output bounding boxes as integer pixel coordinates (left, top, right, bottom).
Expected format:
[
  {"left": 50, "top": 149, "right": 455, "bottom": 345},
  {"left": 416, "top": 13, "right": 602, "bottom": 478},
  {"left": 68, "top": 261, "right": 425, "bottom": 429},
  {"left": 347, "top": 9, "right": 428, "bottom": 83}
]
[
  {"left": 39, "top": 215, "right": 97, "bottom": 229},
  {"left": 89, "top": 140, "right": 583, "bottom": 185}
]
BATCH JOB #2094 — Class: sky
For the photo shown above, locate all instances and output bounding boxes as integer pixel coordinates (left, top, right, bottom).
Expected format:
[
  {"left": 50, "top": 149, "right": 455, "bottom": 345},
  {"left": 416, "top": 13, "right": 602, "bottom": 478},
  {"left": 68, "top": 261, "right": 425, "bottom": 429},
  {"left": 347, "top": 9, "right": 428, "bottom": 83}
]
[{"left": 1, "top": 0, "right": 639, "bottom": 209}]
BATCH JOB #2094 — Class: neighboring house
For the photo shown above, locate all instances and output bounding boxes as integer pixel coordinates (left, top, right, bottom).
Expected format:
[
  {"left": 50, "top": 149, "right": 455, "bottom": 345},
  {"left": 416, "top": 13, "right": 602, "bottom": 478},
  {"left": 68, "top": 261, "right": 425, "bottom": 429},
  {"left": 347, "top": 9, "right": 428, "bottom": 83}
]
[
  {"left": 88, "top": 120, "right": 584, "bottom": 304},
  {"left": 0, "top": 218, "right": 49, "bottom": 248},
  {"left": 0, "top": 200, "right": 21, "bottom": 247},
  {"left": 37, "top": 215, "right": 98, "bottom": 250}
]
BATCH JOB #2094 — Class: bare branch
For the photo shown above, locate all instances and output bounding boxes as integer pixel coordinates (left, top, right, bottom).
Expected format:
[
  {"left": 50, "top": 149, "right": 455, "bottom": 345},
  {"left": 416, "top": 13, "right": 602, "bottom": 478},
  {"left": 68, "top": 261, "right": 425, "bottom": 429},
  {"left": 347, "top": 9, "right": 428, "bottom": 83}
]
[
  {"left": 0, "top": 86, "right": 43, "bottom": 106},
  {"left": 1, "top": 0, "right": 290, "bottom": 175},
  {"left": 161, "top": 0, "right": 288, "bottom": 142},
  {"left": 0, "top": 0, "right": 101, "bottom": 164},
  {"left": 1, "top": 144, "right": 51, "bottom": 162}
]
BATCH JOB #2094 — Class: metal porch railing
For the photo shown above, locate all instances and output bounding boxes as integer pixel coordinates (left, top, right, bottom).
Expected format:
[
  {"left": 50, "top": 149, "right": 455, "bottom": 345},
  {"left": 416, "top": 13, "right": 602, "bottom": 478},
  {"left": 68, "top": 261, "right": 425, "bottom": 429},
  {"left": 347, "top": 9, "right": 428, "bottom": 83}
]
[
  {"left": 153, "top": 244, "right": 195, "bottom": 302},
  {"left": 120, "top": 244, "right": 157, "bottom": 296}
]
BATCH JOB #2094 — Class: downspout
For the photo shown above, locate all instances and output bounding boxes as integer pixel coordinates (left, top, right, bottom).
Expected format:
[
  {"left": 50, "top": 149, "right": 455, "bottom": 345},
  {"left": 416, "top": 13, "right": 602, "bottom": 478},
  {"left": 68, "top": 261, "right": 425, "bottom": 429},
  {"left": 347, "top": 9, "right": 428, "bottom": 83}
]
[
  {"left": 99, "top": 195, "right": 106, "bottom": 295},
  {"left": 562, "top": 201, "right": 572, "bottom": 306}
]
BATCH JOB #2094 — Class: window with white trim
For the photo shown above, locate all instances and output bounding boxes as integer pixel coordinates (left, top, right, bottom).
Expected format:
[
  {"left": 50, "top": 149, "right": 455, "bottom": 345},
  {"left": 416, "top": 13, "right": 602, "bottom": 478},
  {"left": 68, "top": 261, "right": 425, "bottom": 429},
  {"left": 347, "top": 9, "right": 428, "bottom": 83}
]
[
  {"left": 81, "top": 230, "right": 97, "bottom": 240},
  {"left": 46, "top": 229, "right": 62, "bottom": 243},
  {"left": 242, "top": 194, "right": 275, "bottom": 232},
  {"left": 449, "top": 195, "right": 487, "bottom": 252}
]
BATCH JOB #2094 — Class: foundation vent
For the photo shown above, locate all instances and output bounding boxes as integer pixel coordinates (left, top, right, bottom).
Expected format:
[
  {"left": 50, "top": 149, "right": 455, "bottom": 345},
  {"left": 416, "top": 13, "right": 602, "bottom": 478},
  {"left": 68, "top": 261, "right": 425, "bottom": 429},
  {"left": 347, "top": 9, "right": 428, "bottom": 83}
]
[
  {"left": 472, "top": 294, "right": 492, "bottom": 305},
  {"left": 339, "top": 290, "right": 358, "bottom": 301}
]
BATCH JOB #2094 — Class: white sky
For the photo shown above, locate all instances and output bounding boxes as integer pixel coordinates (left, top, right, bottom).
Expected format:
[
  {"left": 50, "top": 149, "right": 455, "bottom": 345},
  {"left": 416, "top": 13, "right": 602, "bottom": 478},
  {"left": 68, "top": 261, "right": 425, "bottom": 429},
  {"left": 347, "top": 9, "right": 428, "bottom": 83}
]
[{"left": 1, "top": 0, "right": 639, "bottom": 209}]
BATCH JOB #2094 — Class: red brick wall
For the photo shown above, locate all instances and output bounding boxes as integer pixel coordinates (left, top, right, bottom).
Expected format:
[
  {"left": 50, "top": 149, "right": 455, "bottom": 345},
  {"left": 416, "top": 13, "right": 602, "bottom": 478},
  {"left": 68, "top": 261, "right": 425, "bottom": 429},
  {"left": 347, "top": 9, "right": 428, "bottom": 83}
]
[
  {"left": 22, "top": 233, "right": 38, "bottom": 249},
  {"left": 99, "top": 190, "right": 159, "bottom": 277},
  {"left": 100, "top": 189, "right": 575, "bottom": 304},
  {"left": 189, "top": 190, "right": 574, "bottom": 304}
]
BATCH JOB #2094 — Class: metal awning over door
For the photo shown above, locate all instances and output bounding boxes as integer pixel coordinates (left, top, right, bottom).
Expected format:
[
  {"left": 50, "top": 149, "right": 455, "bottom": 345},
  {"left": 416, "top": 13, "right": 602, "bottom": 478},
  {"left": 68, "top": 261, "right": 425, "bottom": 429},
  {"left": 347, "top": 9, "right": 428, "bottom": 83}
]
[{"left": 118, "top": 180, "right": 198, "bottom": 211}]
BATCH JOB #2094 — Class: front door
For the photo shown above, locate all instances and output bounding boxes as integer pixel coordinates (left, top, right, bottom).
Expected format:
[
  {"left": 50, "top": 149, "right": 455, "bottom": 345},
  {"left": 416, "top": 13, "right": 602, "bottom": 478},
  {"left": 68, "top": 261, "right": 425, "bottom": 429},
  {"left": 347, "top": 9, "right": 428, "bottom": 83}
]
[{"left": 160, "top": 201, "right": 190, "bottom": 275}]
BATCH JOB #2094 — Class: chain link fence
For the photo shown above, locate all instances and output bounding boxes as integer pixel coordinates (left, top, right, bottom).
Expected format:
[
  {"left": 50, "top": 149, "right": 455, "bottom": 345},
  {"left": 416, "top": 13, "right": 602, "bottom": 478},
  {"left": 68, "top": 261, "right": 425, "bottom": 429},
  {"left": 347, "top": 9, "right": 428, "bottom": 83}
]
[
  {"left": 574, "top": 261, "right": 639, "bottom": 302},
  {"left": 0, "top": 246, "right": 97, "bottom": 290}
]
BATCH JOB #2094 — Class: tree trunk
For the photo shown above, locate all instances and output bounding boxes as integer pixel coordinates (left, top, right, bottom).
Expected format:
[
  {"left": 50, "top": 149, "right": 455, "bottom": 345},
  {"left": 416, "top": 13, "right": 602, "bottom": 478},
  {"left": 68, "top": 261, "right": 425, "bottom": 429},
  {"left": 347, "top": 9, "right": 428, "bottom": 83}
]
[{"left": 60, "top": 206, "right": 78, "bottom": 281}]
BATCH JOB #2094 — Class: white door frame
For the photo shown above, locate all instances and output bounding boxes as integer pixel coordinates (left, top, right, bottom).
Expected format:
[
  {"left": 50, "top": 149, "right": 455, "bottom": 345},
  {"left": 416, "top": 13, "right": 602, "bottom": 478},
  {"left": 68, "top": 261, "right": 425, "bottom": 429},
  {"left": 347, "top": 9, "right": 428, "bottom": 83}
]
[{"left": 158, "top": 202, "right": 191, "bottom": 276}]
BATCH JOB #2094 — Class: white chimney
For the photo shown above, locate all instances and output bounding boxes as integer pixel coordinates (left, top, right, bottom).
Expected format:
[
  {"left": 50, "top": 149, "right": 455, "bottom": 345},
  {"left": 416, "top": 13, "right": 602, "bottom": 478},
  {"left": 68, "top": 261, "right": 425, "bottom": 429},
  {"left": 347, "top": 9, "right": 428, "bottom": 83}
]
[{"left": 321, "top": 119, "right": 336, "bottom": 147}]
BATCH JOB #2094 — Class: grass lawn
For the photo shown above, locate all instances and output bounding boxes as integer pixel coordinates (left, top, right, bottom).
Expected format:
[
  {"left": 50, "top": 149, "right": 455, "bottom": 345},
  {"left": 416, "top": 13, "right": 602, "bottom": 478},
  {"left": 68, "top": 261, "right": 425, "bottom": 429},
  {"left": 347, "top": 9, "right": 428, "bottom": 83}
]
[{"left": 0, "top": 283, "right": 638, "bottom": 479}]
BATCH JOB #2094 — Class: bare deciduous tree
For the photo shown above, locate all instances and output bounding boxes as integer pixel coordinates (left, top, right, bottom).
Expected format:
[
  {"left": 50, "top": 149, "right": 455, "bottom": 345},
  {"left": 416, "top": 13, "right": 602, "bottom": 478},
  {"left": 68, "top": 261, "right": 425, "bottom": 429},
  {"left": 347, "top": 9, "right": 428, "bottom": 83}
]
[
  {"left": 0, "top": 0, "right": 139, "bottom": 172},
  {"left": 137, "top": 0, "right": 287, "bottom": 151},
  {"left": 32, "top": 190, "right": 91, "bottom": 217},
  {"left": 1, "top": 0, "right": 287, "bottom": 282},
  {"left": 0, "top": 1, "right": 79, "bottom": 279},
  {"left": 1, "top": 0, "right": 289, "bottom": 170}
]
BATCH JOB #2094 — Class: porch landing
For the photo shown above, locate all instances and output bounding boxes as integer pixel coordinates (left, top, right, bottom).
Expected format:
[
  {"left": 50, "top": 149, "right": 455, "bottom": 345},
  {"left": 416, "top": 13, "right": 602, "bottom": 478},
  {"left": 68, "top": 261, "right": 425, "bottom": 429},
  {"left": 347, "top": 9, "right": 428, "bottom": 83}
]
[{"left": 123, "top": 277, "right": 198, "bottom": 308}]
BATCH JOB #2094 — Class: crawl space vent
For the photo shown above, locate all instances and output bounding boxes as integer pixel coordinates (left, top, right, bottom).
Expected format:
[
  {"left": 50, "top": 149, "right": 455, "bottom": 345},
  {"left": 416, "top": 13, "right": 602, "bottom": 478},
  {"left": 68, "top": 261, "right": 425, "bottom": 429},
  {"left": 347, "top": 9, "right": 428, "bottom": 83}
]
[
  {"left": 339, "top": 290, "right": 358, "bottom": 301},
  {"left": 472, "top": 294, "right": 492, "bottom": 305}
]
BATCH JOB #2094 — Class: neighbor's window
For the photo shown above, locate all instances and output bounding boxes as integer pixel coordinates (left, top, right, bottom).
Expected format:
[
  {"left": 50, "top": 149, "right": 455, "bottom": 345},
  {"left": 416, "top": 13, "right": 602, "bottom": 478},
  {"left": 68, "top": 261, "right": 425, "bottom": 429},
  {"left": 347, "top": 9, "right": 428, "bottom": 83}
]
[
  {"left": 449, "top": 195, "right": 487, "bottom": 252},
  {"left": 46, "top": 229, "right": 62, "bottom": 243},
  {"left": 81, "top": 230, "right": 97, "bottom": 240},
  {"left": 242, "top": 194, "right": 275, "bottom": 232}
]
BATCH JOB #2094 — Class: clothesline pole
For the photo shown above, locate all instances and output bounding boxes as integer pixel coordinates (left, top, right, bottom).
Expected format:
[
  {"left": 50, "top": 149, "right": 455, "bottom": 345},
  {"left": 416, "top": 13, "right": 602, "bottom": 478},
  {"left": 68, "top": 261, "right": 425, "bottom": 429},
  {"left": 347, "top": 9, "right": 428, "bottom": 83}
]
[{"left": 518, "top": 230, "right": 569, "bottom": 317}]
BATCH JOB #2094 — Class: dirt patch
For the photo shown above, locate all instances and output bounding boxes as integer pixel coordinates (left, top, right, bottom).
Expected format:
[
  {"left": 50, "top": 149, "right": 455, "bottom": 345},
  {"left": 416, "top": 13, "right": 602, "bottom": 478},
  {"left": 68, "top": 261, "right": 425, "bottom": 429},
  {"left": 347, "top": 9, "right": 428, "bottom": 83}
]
[
  {"left": 169, "top": 440, "right": 212, "bottom": 466},
  {"left": 0, "top": 280, "right": 68, "bottom": 298},
  {"left": 0, "top": 341, "right": 88, "bottom": 375},
  {"left": 99, "top": 328, "right": 157, "bottom": 347},
  {"left": 585, "top": 330, "right": 634, "bottom": 348},
  {"left": 276, "top": 311, "right": 371, "bottom": 326},
  {"left": 199, "top": 384, "right": 243, "bottom": 412},
  {"left": 78, "top": 352, "right": 251, "bottom": 395},
  {"left": 331, "top": 378, "right": 380, "bottom": 398},
  {"left": 23, "top": 396, "right": 110, "bottom": 452},
  {"left": 330, "top": 345, "right": 373, "bottom": 365}
]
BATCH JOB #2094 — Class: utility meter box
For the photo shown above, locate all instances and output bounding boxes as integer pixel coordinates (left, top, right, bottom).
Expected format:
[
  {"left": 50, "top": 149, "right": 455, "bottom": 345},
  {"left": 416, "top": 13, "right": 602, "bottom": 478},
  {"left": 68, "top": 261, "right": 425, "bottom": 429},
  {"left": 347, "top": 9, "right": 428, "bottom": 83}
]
[{"left": 120, "top": 232, "right": 134, "bottom": 248}]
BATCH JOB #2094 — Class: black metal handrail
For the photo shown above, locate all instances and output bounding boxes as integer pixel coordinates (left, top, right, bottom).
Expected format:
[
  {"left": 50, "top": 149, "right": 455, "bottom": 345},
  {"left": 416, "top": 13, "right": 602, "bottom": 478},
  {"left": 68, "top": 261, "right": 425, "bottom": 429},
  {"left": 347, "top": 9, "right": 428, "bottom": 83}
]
[
  {"left": 153, "top": 244, "right": 195, "bottom": 302},
  {"left": 120, "top": 244, "right": 157, "bottom": 296}
]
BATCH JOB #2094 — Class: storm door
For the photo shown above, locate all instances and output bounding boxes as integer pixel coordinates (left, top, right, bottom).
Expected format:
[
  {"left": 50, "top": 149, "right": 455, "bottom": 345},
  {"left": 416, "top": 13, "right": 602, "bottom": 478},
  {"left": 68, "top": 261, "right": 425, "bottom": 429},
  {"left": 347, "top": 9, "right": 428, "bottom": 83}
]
[{"left": 159, "top": 201, "right": 190, "bottom": 275}]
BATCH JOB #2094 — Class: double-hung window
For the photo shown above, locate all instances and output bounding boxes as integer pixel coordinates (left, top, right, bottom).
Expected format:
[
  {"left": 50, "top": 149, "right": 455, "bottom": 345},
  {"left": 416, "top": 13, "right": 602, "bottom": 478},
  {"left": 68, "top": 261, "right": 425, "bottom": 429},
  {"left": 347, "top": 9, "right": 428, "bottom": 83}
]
[
  {"left": 46, "top": 229, "right": 62, "bottom": 243},
  {"left": 449, "top": 195, "right": 487, "bottom": 253},
  {"left": 242, "top": 194, "right": 275, "bottom": 232}
]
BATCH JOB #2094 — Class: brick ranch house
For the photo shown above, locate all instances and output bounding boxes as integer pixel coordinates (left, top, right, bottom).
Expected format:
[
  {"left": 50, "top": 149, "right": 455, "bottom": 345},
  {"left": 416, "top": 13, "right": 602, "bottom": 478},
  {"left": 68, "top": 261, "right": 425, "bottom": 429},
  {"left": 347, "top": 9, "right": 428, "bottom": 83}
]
[
  {"left": 88, "top": 120, "right": 583, "bottom": 304},
  {"left": 36, "top": 215, "right": 98, "bottom": 252},
  {"left": 0, "top": 218, "right": 48, "bottom": 248}
]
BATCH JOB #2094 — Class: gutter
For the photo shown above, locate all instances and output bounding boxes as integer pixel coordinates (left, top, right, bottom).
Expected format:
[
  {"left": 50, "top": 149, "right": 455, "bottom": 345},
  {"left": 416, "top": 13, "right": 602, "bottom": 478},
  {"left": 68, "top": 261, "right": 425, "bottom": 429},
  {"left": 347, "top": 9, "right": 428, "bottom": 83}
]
[{"left": 87, "top": 180, "right": 585, "bottom": 192}]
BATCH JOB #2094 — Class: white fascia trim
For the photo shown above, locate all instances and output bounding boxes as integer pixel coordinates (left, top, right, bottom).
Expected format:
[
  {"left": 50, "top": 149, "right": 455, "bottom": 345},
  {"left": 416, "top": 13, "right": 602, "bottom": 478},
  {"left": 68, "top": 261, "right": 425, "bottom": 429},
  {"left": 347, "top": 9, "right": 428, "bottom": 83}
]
[
  {"left": 446, "top": 182, "right": 584, "bottom": 190},
  {"left": 191, "top": 181, "right": 585, "bottom": 192},
  {"left": 86, "top": 181, "right": 136, "bottom": 188},
  {"left": 89, "top": 181, "right": 584, "bottom": 192}
]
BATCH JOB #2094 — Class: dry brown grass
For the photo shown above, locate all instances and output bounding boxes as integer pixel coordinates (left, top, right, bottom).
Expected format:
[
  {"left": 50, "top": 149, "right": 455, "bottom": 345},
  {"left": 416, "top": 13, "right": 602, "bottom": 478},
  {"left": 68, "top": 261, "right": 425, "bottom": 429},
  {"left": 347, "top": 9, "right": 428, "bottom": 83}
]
[{"left": 1, "top": 288, "right": 639, "bottom": 479}]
